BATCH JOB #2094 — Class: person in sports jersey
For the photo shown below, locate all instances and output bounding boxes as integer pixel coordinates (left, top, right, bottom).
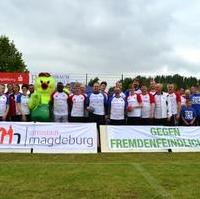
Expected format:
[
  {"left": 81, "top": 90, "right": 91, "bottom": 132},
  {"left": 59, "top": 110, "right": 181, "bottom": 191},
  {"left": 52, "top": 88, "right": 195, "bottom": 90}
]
[
  {"left": 100, "top": 81, "right": 108, "bottom": 100},
  {"left": 126, "top": 86, "right": 142, "bottom": 125},
  {"left": 86, "top": 82, "right": 108, "bottom": 152},
  {"left": 80, "top": 84, "right": 87, "bottom": 97},
  {"left": 28, "top": 84, "right": 34, "bottom": 97},
  {"left": 115, "top": 81, "right": 126, "bottom": 99},
  {"left": 154, "top": 83, "right": 172, "bottom": 125},
  {"left": 167, "top": 84, "right": 181, "bottom": 126},
  {"left": 68, "top": 83, "right": 86, "bottom": 123},
  {"left": 190, "top": 85, "right": 200, "bottom": 125},
  {"left": 17, "top": 84, "right": 30, "bottom": 121},
  {"left": 0, "top": 84, "right": 9, "bottom": 121},
  {"left": 132, "top": 78, "right": 142, "bottom": 94},
  {"left": 50, "top": 82, "right": 69, "bottom": 122},
  {"left": 5, "top": 83, "right": 14, "bottom": 121},
  {"left": 13, "top": 84, "right": 22, "bottom": 121},
  {"left": 181, "top": 99, "right": 197, "bottom": 126},
  {"left": 125, "top": 79, "right": 142, "bottom": 98},
  {"left": 140, "top": 85, "right": 155, "bottom": 125},
  {"left": 149, "top": 79, "right": 156, "bottom": 95},
  {"left": 108, "top": 87, "right": 127, "bottom": 125},
  {"left": 185, "top": 89, "right": 191, "bottom": 100},
  {"left": 79, "top": 84, "right": 89, "bottom": 121},
  {"left": 86, "top": 82, "right": 108, "bottom": 126},
  {"left": 190, "top": 86, "right": 196, "bottom": 95},
  {"left": 179, "top": 88, "right": 186, "bottom": 106}
]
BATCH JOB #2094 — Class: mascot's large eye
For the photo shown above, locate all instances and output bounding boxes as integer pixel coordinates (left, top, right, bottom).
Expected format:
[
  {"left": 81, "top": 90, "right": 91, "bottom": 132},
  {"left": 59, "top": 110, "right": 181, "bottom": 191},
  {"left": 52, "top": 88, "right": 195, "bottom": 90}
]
[
  {"left": 40, "top": 80, "right": 43, "bottom": 84},
  {"left": 47, "top": 81, "right": 50, "bottom": 84}
]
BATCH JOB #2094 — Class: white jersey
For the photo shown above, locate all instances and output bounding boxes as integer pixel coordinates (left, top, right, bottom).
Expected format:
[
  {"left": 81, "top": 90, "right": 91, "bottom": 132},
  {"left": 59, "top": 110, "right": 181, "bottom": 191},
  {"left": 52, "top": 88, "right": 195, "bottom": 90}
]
[
  {"left": 0, "top": 94, "right": 8, "bottom": 117},
  {"left": 127, "top": 94, "right": 142, "bottom": 117},
  {"left": 140, "top": 93, "right": 154, "bottom": 118},
  {"left": 69, "top": 94, "right": 85, "bottom": 117},
  {"left": 154, "top": 93, "right": 172, "bottom": 119},
  {"left": 113, "top": 92, "right": 126, "bottom": 99},
  {"left": 167, "top": 92, "right": 181, "bottom": 115},
  {"left": 88, "top": 93, "right": 106, "bottom": 115},
  {"left": 20, "top": 95, "right": 30, "bottom": 115},
  {"left": 52, "top": 91, "right": 68, "bottom": 116},
  {"left": 110, "top": 97, "right": 126, "bottom": 120},
  {"left": 181, "top": 95, "right": 186, "bottom": 106}
]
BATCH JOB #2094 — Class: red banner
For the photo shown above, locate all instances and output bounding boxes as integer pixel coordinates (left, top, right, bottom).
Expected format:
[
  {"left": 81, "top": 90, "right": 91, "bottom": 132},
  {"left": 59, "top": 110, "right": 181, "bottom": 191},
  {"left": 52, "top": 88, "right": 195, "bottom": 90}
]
[{"left": 0, "top": 72, "right": 29, "bottom": 84}]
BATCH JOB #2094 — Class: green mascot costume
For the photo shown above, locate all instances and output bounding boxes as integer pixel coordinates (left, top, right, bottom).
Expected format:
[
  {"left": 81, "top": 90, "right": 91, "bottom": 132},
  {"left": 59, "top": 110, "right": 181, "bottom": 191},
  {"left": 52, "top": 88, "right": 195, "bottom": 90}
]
[{"left": 28, "top": 72, "right": 55, "bottom": 122}]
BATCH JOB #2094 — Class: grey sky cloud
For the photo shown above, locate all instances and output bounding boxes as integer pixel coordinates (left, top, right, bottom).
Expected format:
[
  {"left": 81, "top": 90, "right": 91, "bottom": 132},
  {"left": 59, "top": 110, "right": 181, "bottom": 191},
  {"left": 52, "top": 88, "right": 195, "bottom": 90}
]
[{"left": 1, "top": 0, "right": 200, "bottom": 77}]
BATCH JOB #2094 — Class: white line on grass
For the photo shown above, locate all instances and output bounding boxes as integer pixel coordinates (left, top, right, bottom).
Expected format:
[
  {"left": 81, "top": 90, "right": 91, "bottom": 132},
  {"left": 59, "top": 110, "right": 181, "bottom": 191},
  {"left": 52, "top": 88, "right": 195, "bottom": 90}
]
[{"left": 133, "top": 163, "right": 174, "bottom": 199}]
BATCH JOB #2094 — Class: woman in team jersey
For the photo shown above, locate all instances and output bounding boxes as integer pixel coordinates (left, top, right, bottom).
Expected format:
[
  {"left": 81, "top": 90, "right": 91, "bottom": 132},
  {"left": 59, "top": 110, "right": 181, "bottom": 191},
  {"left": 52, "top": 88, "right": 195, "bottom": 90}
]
[
  {"left": 126, "top": 86, "right": 142, "bottom": 125},
  {"left": 17, "top": 84, "right": 30, "bottom": 121},
  {"left": 68, "top": 83, "right": 86, "bottom": 123}
]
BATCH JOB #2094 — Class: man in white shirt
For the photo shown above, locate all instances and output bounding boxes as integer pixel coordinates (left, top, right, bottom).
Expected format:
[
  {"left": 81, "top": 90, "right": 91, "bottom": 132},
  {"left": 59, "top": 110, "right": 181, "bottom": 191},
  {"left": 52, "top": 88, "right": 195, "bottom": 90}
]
[
  {"left": 108, "top": 87, "right": 127, "bottom": 125},
  {"left": 154, "top": 83, "right": 172, "bottom": 125},
  {"left": 114, "top": 81, "right": 126, "bottom": 99},
  {"left": 167, "top": 84, "right": 181, "bottom": 126},
  {"left": 86, "top": 82, "right": 108, "bottom": 152},
  {"left": 86, "top": 82, "right": 108, "bottom": 126},
  {"left": 50, "top": 82, "right": 69, "bottom": 122}
]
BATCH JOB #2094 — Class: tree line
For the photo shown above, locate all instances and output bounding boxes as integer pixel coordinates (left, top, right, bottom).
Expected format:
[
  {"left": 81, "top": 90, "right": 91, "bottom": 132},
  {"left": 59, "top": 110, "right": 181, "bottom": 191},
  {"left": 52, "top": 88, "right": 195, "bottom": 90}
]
[{"left": 88, "top": 74, "right": 200, "bottom": 92}]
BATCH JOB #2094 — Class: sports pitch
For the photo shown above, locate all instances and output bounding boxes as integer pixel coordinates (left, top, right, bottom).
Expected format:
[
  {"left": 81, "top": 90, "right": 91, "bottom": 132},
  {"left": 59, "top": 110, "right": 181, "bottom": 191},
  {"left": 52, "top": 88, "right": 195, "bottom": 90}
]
[{"left": 0, "top": 153, "right": 200, "bottom": 199}]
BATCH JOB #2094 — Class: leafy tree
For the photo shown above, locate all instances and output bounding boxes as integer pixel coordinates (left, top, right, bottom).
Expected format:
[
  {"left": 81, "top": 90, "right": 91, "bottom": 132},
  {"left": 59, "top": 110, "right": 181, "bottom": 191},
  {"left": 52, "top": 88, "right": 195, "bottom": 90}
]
[
  {"left": 121, "top": 77, "right": 133, "bottom": 91},
  {"left": 88, "top": 77, "right": 99, "bottom": 87},
  {"left": 0, "top": 35, "right": 28, "bottom": 72}
]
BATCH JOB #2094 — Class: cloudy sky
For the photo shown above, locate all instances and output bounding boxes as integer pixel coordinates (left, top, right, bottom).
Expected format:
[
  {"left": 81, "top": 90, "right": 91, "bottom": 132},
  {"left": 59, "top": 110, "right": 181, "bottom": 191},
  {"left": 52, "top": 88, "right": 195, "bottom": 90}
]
[{"left": 1, "top": 0, "right": 200, "bottom": 77}]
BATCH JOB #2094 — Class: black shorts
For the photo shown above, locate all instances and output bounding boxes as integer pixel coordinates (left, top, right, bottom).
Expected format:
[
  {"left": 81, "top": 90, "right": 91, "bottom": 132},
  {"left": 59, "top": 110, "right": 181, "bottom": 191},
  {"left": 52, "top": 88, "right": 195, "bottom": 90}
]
[
  {"left": 69, "top": 117, "right": 85, "bottom": 123},
  {"left": 154, "top": 118, "right": 168, "bottom": 126},
  {"left": 110, "top": 119, "right": 126, "bottom": 125},
  {"left": 89, "top": 113, "right": 105, "bottom": 125},
  {"left": 140, "top": 118, "right": 154, "bottom": 125},
  {"left": 127, "top": 117, "right": 141, "bottom": 125}
]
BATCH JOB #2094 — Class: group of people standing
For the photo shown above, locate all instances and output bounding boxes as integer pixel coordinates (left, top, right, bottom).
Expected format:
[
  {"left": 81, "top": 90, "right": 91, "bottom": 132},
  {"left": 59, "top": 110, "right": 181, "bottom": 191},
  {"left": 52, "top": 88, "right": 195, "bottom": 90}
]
[
  {"left": 0, "top": 79, "right": 199, "bottom": 127},
  {"left": 84, "top": 80, "right": 199, "bottom": 127},
  {"left": 0, "top": 83, "right": 34, "bottom": 122}
]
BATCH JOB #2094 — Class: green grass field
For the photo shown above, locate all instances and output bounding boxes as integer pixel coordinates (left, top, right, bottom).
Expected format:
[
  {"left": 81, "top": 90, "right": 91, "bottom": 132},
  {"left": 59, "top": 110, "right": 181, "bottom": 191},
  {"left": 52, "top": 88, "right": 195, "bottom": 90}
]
[{"left": 0, "top": 153, "right": 200, "bottom": 199}]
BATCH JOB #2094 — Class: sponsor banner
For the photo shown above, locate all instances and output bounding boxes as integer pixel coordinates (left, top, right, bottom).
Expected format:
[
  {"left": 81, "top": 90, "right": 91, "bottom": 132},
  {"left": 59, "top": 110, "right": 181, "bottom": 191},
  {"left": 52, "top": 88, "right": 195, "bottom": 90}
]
[
  {"left": 0, "top": 72, "right": 29, "bottom": 84},
  {"left": 0, "top": 122, "right": 97, "bottom": 153},
  {"left": 100, "top": 125, "right": 200, "bottom": 152},
  {"left": 30, "top": 73, "right": 70, "bottom": 85}
]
